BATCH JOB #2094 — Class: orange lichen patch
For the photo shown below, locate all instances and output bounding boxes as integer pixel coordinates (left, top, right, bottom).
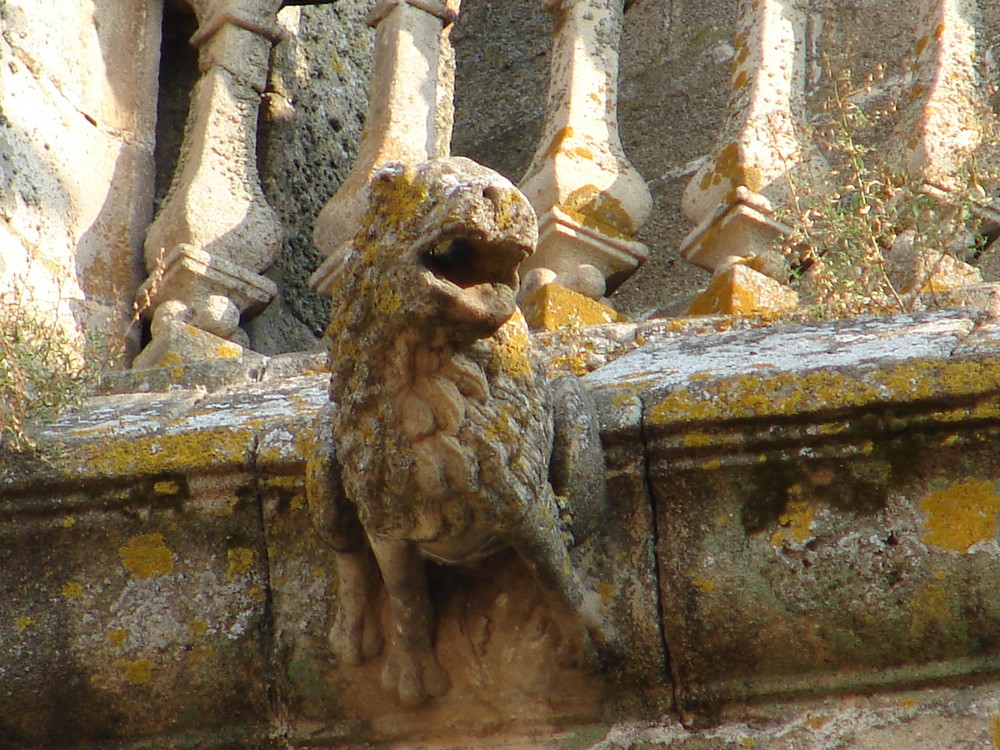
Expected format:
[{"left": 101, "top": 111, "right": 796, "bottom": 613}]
[
  {"left": 561, "top": 185, "right": 635, "bottom": 239},
  {"left": 14, "top": 616, "right": 36, "bottom": 630},
  {"left": 61, "top": 582, "right": 84, "bottom": 599},
  {"left": 542, "top": 126, "right": 575, "bottom": 160},
  {"left": 908, "top": 582, "right": 952, "bottom": 639},
  {"left": 108, "top": 628, "right": 129, "bottom": 646},
  {"left": 117, "top": 658, "right": 154, "bottom": 685},
  {"left": 119, "top": 533, "right": 175, "bottom": 579},
  {"left": 771, "top": 500, "right": 814, "bottom": 548},
  {"left": 226, "top": 547, "right": 255, "bottom": 582},
  {"left": 920, "top": 479, "right": 1000, "bottom": 553},
  {"left": 521, "top": 283, "right": 624, "bottom": 331},
  {"left": 687, "top": 266, "right": 798, "bottom": 316},
  {"left": 804, "top": 714, "right": 830, "bottom": 730},
  {"left": 698, "top": 142, "right": 764, "bottom": 194}
]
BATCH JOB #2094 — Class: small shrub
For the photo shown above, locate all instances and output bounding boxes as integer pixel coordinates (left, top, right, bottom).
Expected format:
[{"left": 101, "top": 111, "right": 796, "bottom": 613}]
[
  {"left": 776, "top": 60, "right": 1000, "bottom": 317},
  {"left": 0, "top": 287, "right": 122, "bottom": 451}
]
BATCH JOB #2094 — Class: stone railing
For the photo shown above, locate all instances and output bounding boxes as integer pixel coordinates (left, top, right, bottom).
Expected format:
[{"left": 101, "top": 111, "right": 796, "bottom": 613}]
[{"left": 5, "top": 302, "right": 1000, "bottom": 746}]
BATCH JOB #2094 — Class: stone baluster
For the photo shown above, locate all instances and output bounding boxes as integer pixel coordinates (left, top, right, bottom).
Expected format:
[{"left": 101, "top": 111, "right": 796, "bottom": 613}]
[
  {"left": 309, "top": 0, "right": 459, "bottom": 297},
  {"left": 517, "top": 0, "right": 652, "bottom": 308},
  {"left": 134, "top": 0, "right": 285, "bottom": 368},
  {"left": 678, "top": 0, "right": 805, "bottom": 272},
  {"left": 884, "top": 0, "right": 992, "bottom": 295},
  {"left": 676, "top": 0, "right": 811, "bottom": 315},
  {"left": 891, "top": 0, "right": 982, "bottom": 193}
]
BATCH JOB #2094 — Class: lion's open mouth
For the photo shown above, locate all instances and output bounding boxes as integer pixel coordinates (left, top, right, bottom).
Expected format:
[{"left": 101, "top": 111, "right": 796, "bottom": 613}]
[{"left": 420, "top": 237, "right": 524, "bottom": 291}]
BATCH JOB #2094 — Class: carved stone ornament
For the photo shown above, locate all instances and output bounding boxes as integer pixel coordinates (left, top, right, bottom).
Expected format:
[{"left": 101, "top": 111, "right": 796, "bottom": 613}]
[
  {"left": 134, "top": 0, "right": 285, "bottom": 368},
  {"left": 306, "top": 157, "right": 621, "bottom": 706}
]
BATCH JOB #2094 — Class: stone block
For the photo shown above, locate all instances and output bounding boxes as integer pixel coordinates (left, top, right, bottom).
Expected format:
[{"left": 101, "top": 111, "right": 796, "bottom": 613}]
[
  {"left": 685, "top": 263, "right": 798, "bottom": 316},
  {"left": 522, "top": 282, "right": 627, "bottom": 330},
  {"left": 586, "top": 308, "right": 1000, "bottom": 724}
]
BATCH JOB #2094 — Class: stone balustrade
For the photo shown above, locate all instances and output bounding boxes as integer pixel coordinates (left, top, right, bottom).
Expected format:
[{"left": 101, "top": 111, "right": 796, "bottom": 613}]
[{"left": 5, "top": 300, "right": 1000, "bottom": 746}]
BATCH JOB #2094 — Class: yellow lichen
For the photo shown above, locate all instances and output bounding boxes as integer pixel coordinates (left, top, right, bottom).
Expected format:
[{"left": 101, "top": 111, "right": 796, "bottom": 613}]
[
  {"left": 118, "top": 658, "right": 154, "bottom": 685},
  {"left": 61, "top": 582, "right": 84, "bottom": 599},
  {"left": 119, "top": 533, "right": 174, "bottom": 579},
  {"left": 108, "top": 628, "right": 129, "bottom": 646},
  {"left": 62, "top": 516, "right": 76, "bottom": 528},
  {"left": 226, "top": 547, "right": 255, "bottom": 581},
  {"left": 88, "top": 429, "right": 253, "bottom": 477},
  {"left": 909, "top": 582, "right": 952, "bottom": 639},
  {"left": 14, "top": 616, "right": 36, "bottom": 630},
  {"left": 491, "top": 314, "right": 534, "bottom": 378},
  {"left": 153, "top": 479, "right": 181, "bottom": 495},
  {"left": 597, "top": 581, "right": 616, "bottom": 605},
  {"left": 561, "top": 185, "right": 635, "bottom": 239},
  {"left": 771, "top": 500, "right": 814, "bottom": 548},
  {"left": 190, "top": 620, "right": 209, "bottom": 637},
  {"left": 649, "top": 357, "right": 1000, "bottom": 427},
  {"left": 920, "top": 479, "right": 1000, "bottom": 553},
  {"left": 522, "top": 283, "right": 624, "bottom": 331},
  {"left": 692, "top": 577, "right": 716, "bottom": 594},
  {"left": 991, "top": 714, "right": 1000, "bottom": 747},
  {"left": 188, "top": 643, "right": 215, "bottom": 665}
]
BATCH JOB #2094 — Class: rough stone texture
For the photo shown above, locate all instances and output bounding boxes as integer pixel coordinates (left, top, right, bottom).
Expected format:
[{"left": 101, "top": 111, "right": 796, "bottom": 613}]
[
  {"left": 5, "top": 307, "right": 1000, "bottom": 746},
  {"left": 254, "top": 2, "right": 374, "bottom": 347},
  {"left": 452, "top": 0, "right": 999, "bottom": 320},
  {"left": 516, "top": 0, "right": 652, "bottom": 299},
  {"left": 0, "top": 0, "right": 159, "bottom": 356},
  {"left": 306, "top": 157, "right": 639, "bottom": 709}
]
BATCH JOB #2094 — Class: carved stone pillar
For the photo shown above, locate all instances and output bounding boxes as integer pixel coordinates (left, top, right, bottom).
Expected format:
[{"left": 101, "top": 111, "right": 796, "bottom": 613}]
[
  {"left": 678, "top": 0, "right": 809, "bottom": 276},
  {"left": 517, "top": 0, "right": 652, "bottom": 303},
  {"left": 134, "top": 0, "right": 284, "bottom": 369},
  {"left": 891, "top": 0, "right": 982, "bottom": 192},
  {"left": 309, "top": 0, "right": 459, "bottom": 297},
  {"left": 886, "top": 0, "right": 991, "bottom": 294}
]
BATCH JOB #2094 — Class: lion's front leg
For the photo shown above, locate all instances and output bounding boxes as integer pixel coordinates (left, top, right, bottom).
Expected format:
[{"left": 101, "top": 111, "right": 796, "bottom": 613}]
[
  {"left": 330, "top": 547, "right": 383, "bottom": 665},
  {"left": 368, "top": 537, "right": 451, "bottom": 706}
]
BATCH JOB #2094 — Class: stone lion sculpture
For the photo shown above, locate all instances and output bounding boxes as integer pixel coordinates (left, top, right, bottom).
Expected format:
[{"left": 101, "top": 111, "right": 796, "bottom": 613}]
[{"left": 307, "top": 156, "right": 617, "bottom": 706}]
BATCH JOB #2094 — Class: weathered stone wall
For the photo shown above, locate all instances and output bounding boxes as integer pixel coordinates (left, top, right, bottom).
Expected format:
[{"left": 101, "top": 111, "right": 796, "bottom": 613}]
[
  {"left": 4, "top": 308, "right": 1000, "bottom": 747},
  {"left": 0, "top": 0, "right": 160, "bottom": 354}
]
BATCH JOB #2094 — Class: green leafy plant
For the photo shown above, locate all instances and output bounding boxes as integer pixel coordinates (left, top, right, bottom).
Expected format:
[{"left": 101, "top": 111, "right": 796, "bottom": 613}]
[{"left": 0, "top": 286, "right": 124, "bottom": 451}]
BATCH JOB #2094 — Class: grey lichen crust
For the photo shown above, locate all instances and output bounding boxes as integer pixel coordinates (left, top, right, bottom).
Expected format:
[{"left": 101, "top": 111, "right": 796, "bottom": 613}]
[{"left": 307, "top": 157, "right": 617, "bottom": 706}]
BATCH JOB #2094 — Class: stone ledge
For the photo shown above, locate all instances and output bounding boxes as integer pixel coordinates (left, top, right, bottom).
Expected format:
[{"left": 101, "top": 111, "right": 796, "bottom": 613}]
[{"left": 3, "top": 307, "right": 1000, "bottom": 746}]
